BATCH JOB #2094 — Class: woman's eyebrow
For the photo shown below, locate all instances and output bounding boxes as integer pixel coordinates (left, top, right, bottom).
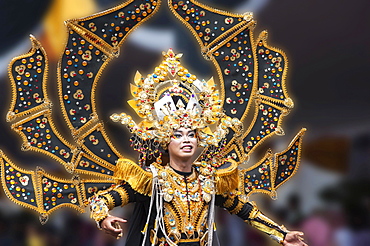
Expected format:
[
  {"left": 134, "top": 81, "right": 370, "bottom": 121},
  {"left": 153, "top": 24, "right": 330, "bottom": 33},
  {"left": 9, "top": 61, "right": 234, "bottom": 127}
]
[{"left": 173, "top": 129, "right": 195, "bottom": 134}]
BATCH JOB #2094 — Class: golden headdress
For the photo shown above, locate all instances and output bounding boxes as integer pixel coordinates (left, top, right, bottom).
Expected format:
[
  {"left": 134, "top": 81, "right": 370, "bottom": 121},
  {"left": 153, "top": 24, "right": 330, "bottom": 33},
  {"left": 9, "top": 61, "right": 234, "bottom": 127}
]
[{"left": 111, "top": 49, "right": 242, "bottom": 164}]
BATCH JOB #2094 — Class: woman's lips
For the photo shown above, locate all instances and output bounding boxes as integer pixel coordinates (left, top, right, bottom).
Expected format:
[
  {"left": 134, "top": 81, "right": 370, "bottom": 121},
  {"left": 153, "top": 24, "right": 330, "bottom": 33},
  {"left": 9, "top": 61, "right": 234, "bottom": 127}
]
[{"left": 181, "top": 145, "right": 193, "bottom": 151}]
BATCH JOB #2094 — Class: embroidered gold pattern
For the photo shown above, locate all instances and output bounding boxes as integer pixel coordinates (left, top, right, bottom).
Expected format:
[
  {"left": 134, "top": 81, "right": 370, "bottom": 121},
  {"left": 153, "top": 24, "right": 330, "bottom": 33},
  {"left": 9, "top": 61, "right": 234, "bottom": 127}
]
[
  {"left": 229, "top": 200, "right": 244, "bottom": 214},
  {"left": 158, "top": 165, "right": 211, "bottom": 242},
  {"left": 115, "top": 187, "right": 129, "bottom": 207},
  {"left": 104, "top": 193, "right": 115, "bottom": 210}
]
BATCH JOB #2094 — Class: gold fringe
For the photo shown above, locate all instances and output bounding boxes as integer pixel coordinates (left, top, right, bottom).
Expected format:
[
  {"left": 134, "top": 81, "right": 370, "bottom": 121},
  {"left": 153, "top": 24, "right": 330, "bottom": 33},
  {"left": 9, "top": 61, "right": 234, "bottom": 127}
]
[
  {"left": 113, "top": 159, "right": 153, "bottom": 196},
  {"left": 229, "top": 201, "right": 244, "bottom": 214},
  {"left": 215, "top": 159, "right": 239, "bottom": 194},
  {"left": 115, "top": 186, "right": 130, "bottom": 207},
  {"left": 223, "top": 196, "right": 235, "bottom": 208},
  {"left": 104, "top": 193, "right": 115, "bottom": 210}
]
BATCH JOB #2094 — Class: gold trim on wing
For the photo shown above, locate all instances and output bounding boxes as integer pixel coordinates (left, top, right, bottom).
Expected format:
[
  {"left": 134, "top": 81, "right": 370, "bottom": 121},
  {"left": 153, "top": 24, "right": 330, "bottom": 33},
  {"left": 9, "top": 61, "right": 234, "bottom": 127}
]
[
  {"left": 73, "top": 151, "right": 115, "bottom": 179},
  {"left": 224, "top": 143, "right": 245, "bottom": 163},
  {"left": 35, "top": 166, "right": 86, "bottom": 215},
  {"left": 222, "top": 137, "right": 246, "bottom": 163},
  {"left": 257, "top": 30, "right": 290, "bottom": 103},
  {"left": 206, "top": 20, "right": 256, "bottom": 59},
  {"left": 56, "top": 52, "right": 113, "bottom": 134},
  {"left": 7, "top": 36, "right": 50, "bottom": 122},
  {"left": 273, "top": 128, "right": 306, "bottom": 189},
  {"left": 65, "top": 21, "right": 116, "bottom": 58},
  {"left": 168, "top": 0, "right": 254, "bottom": 59},
  {"left": 0, "top": 150, "right": 43, "bottom": 214},
  {"left": 76, "top": 123, "right": 123, "bottom": 166},
  {"left": 241, "top": 149, "right": 275, "bottom": 198},
  {"left": 10, "top": 108, "right": 78, "bottom": 167},
  {"left": 258, "top": 95, "right": 294, "bottom": 113},
  {"left": 70, "top": 112, "right": 100, "bottom": 141},
  {"left": 69, "top": 0, "right": 162, "bottom": 57},
  {"left": 238, "top": 98, "right": 288, "bottom": 159},
  {"left": 1, "top": 149, "right": 116, "bottom": 218}
]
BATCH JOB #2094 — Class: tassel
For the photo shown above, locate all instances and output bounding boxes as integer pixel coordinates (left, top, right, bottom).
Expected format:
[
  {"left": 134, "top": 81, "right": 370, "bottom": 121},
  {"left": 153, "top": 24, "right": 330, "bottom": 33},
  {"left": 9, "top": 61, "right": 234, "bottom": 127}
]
[
  {"left": 113, "top": 159, "right": 153, "bottom": 195},
  {"left": 215, "top": 160, "right": 239, "bottom": 194},
  {"left": 141, "top": 223, "right": 148, "bottom": 234}
]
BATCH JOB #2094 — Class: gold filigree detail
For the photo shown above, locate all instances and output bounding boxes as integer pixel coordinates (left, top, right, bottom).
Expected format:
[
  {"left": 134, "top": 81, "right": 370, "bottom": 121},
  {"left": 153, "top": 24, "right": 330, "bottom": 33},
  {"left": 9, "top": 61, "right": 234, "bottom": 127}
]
[
  {"left": 229, "top": 200, "right": 244, "bottom": 214},
  {"left": 156, "top": 165, "right": 210, "bottom": 240},
  {"left": 115, "top": 187, "right": 129, "bottom": 207}
]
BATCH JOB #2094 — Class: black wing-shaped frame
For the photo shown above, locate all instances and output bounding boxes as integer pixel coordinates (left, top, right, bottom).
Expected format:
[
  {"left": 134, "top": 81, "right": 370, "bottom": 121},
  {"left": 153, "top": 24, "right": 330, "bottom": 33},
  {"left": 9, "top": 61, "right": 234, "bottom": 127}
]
[
  {"left": 0, "top": 150, "right": 113, "bottom": 224},
  {"left": 7, "top": 36, "right": 80, "bottom": 172},
  {"left": 58, "top": 0, "right": 161, "bottom": 174},
  {"left": 2, "top": 0, "right": 161, "bottom": 219},
  {"left": 168, "top": 0, "right": 305, "bottom": 195},
  {"left": 239, "top": 128, "right": 306, "bottom": 200}
]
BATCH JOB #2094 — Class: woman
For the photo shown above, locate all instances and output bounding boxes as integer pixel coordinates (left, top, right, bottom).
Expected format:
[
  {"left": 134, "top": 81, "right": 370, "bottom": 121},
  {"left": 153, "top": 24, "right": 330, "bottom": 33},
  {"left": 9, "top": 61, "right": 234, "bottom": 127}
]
[
  {"left": 89, "top": 50, "right": 307, "bottom": 245},
  {"left": 91, "top": 129, "right": 306, "bottom": 246}
]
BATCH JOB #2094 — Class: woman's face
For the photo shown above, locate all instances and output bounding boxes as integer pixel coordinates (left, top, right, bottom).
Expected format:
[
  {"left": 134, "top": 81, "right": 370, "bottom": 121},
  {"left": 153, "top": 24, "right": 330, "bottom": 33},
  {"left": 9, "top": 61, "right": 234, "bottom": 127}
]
[{"left": 167, "top": 128, "right": 198, "bottom": 161}]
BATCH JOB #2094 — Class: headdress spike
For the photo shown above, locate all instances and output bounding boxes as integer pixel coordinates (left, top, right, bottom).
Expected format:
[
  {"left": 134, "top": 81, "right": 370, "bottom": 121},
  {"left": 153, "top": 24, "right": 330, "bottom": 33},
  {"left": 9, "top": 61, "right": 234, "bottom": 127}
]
[{"left": 134, "top": 70, "right": 142, "bottom": 85}]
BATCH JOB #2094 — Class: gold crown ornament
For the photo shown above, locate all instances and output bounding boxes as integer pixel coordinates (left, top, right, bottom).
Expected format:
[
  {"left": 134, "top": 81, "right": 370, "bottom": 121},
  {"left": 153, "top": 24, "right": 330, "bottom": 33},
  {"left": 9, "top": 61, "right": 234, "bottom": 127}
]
[{"left": 111, "top": 49, "right": 242, "bottom": 165}]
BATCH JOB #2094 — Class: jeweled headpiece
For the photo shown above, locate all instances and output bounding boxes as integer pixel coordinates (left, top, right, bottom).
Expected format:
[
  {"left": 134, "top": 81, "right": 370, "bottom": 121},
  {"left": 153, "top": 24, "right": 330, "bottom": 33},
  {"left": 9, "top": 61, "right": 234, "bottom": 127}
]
[{"left": 111, "top": 49, "right": 241, "bottom": 161}]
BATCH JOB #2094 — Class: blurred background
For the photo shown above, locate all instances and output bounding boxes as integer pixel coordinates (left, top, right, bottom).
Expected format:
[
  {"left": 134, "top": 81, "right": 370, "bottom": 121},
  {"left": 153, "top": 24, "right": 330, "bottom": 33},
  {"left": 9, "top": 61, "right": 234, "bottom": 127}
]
[{"left": 0, "top": 0, "right": 369, "bottom": 245}]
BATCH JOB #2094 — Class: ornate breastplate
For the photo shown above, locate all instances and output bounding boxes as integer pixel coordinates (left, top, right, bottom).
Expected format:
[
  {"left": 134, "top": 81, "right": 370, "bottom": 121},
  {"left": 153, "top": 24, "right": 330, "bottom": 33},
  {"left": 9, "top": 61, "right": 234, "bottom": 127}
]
[{"left": 156, "top": 166, "right": 214, "bottom": 244}]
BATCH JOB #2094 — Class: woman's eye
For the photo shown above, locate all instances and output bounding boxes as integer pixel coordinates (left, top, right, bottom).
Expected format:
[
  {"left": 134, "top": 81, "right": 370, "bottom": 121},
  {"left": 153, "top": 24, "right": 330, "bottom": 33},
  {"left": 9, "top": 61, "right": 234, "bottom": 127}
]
[
  {"left": 173, "top": 134, "right": 182, "bottom": 139},
  {"left": 188, "top": 133, "right": 195, "bottom": 138}
]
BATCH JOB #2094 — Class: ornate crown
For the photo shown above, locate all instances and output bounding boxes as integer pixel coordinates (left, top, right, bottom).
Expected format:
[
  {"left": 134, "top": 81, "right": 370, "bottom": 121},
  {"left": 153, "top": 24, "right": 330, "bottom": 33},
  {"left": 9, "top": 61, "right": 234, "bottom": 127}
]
[{"left": 111, "top": 49, "right": 241, "bottom": 164}]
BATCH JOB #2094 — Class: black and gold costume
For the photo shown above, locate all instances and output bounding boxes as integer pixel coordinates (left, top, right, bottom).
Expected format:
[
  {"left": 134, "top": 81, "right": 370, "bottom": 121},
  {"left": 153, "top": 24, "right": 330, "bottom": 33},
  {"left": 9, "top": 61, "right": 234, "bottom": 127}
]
[
  {"left": 1, "top": 2, "right": 305, "bottom": 246},
  {"left": 91, "top": 159, "right": 287, "bottom": 245}
]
